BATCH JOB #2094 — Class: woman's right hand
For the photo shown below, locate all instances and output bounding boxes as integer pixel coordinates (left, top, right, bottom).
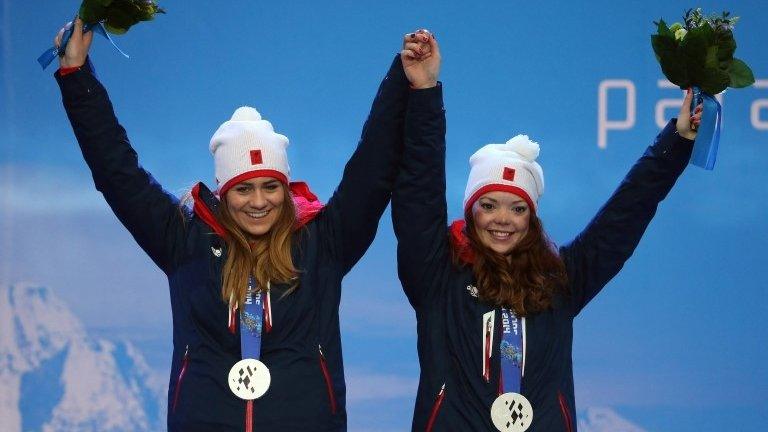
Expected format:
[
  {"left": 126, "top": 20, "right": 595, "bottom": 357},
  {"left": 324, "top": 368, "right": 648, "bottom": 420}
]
[
  {"left": 676, "top": 88, "right": 703, "bottom": 140},
  {"left": 55, "top": 18, "right": 93, "bottom": 69},
  {"left": 401, "top": 29, "right": 441, "bottom": 89}
]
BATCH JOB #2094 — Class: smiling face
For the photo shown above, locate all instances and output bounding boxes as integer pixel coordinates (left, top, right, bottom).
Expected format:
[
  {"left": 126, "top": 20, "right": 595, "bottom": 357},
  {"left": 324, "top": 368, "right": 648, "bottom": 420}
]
[
  {"left": 471, "top": 191, "right": 532, "bottom": 256},
  {"left": 224, "top": 177, "right": 286, "bottom": 238}
]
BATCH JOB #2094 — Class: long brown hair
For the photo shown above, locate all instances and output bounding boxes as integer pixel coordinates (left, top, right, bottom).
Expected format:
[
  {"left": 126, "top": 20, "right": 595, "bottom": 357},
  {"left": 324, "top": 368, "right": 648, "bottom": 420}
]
[
  {"left": 218, "top": 185, "right": 299, "bottom": 307},
  {"left": 453, "top": 211, "right": 568, "bottom": 316}
]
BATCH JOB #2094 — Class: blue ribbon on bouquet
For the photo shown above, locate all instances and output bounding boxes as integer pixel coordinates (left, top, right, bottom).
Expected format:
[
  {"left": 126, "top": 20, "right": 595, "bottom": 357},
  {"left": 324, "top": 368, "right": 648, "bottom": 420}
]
[
  {"left": 689, "top": 86, "right": 722, "bottom": 170},
  {"left": 37, "top": 19, "right": 129, "bottom": 69}
]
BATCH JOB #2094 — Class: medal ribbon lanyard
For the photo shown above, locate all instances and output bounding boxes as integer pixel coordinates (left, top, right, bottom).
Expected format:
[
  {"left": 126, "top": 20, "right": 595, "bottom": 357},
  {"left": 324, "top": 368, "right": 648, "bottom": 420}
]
[
  {"left": 230, "top": 279, "right": 272, "bottom": 335},
  {"left": 241, "top": 277, "right": 265, "bottom": 359},
  {"left": 483, "top": 308, "right": 534, "bottom": 430},
  {"left": 498, "top": 308, "right": 525, "bottom": 394},
  {"left": 238, "top": 277, "right": 271, "bottom": 432}
]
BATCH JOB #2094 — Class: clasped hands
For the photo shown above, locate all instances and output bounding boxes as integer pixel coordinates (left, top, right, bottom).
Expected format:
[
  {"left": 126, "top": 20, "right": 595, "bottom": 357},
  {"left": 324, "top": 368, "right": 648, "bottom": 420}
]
[{"left": 401, "top": 29, "right": 440, "bottom": 90}]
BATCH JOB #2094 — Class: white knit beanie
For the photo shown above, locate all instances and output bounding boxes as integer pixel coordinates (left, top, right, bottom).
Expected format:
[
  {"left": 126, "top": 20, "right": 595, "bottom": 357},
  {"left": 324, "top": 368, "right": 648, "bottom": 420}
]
[
  {"left": 463, "top": 135, "right": 545, "bottom": 213},
  {"left": 209, "top": 107, "right": 290, "bottom": 196}
]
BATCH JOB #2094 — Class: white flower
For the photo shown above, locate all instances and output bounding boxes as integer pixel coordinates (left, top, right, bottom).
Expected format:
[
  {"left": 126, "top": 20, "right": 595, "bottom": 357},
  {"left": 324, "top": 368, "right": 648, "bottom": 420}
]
[{"left": 674, "top": 28, "right": 688, "bottom": 41}]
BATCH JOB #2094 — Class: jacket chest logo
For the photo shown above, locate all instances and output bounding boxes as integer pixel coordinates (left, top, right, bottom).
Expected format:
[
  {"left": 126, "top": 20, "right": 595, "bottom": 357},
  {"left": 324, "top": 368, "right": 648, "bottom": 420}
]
[
  {"left": 466, "top": 284, "right": 478, "bottom": 298},
  {"left": 211, "top": 247, "right": 222, "bottom": 257}
]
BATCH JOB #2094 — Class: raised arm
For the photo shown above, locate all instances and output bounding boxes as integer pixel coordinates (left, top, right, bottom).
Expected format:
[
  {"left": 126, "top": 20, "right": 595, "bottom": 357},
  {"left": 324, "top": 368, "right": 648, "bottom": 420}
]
[
  {"left": 561, "top": 89, "right": 701, "bottom": 315},
  {"left": 391, "top": 32, "right": 449, "bottom": 308},
  {"left": 54, "top": 19, "right": 185, "bottom": 273},
  {"left": 319, "top": 52, "right": 411, "bottom": 275}
]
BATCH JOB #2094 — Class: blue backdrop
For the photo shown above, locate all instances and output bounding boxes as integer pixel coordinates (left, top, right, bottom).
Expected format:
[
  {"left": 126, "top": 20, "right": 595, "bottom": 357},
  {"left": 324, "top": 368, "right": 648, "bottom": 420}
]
[{"left": 1, "top": 1, "right": 766, "bottom": 430}]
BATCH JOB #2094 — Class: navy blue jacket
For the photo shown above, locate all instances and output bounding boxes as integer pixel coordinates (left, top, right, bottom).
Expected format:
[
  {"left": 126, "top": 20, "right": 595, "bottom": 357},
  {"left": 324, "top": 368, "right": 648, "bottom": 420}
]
[
  {"left": 56, "top": 56, "right": 409, "bottom": 431},
  {"left": 392, "top": 86, "right": 693, "bottom": 432}
]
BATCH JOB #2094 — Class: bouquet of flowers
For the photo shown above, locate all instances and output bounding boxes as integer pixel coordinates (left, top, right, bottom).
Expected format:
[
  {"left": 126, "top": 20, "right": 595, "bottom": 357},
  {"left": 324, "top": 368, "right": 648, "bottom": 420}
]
[
  {"left": 651, "top": 9, "right": 754, "bottom": 170},
  {"left": 79, "top": 0, "right": 165, "bottom": 35},
  {"left": 652, "top": 9, "right": 754, "bottom": 95},
  {"left": 38, "top": 0, "right": 164, "bottom": 69}
]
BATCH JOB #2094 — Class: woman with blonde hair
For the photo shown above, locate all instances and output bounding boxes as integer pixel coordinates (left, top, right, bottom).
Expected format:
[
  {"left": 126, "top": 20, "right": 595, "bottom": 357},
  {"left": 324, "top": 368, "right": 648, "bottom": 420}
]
[
  {"left": 52, "top": 19, "right": 437, "bottom": 431},
  {"left": 394, "top": 33, "right": 702, "bottom": 431}
]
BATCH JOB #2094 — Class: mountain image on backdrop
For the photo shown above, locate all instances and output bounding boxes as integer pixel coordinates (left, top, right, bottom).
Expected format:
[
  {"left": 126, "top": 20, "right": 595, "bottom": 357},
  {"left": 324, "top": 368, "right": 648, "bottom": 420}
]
[{"left": 0, "top": 284, "right": 165, "bottom": 432}]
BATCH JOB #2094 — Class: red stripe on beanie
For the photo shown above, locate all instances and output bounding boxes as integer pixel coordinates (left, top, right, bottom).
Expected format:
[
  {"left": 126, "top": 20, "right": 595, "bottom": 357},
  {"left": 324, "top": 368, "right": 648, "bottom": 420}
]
[
  {"left": 464, "top": 184, "right": 536, "bottom": 215},
  {"left": 218, "top": 170, "right": 289, "bottom": 197}
]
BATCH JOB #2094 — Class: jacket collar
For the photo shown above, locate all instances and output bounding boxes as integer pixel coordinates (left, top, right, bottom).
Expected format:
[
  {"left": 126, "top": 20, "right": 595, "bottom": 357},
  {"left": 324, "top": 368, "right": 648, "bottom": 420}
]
[{"left": 449, "top": 219, "right": 475, "bottom": 265}]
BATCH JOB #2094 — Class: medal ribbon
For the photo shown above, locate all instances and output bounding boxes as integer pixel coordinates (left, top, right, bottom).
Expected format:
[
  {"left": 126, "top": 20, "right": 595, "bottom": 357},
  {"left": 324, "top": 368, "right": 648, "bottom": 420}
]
[
  {"left": 241, "top": 277, "right": 269, "bottom": 359},
  {"left": 239, "top": 277, "right": 271, "bottom": 432},
  {"left": 499, "top": 308, "right": 524, "bottom": 394}
]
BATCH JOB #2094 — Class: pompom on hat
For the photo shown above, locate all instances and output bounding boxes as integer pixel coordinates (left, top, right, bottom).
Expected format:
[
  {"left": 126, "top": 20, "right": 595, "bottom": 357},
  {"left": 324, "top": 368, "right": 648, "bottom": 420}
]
[
  {"left": 209, "top": 107, "right": 290, "bottom": 196},
  {"left": 463, "top": 134, "right": 545, "bottom": 213}
]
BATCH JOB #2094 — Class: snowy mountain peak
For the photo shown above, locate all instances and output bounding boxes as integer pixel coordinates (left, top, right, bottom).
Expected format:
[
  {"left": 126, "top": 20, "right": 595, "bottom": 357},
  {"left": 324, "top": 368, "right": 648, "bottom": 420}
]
[
  {"left": 0, "top": 283, "right": 85, "bottom": 373},
  {"left": 0, "top": 283, "right": 165, "bottom": 432}
]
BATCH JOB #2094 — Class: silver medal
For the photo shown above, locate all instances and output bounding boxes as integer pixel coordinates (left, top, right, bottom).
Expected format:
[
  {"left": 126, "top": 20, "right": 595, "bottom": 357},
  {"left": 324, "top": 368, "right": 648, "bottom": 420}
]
[
  {"left": 228, "top": 358, "right": 271, "bottom": 400},
  {"left": 490, "top": 392, "right": 533, "bottom": 432}
]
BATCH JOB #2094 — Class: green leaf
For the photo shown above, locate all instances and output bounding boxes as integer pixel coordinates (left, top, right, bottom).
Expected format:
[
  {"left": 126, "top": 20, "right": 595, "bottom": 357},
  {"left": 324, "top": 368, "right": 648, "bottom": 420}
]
[
  {"left": 103, "top": 23, "right": 128, "bottom": 35},
  {"left": 716, "top": 32, "right": 736, "bottom": 60},
  {"left": 704, "top": 45, "right": 728, "bottom": 78},
  {"left": 137, "top": 2, "right": 160, "bottom": 21},
  {"left": 105, "top": 6, "right": 138, "bottom": 34},
  {"left": 79, "top": 0, "right": 107, "bottom": 23},
  {"left": 680, "top": 25, "right": 708, "bottom": 87},
  {"left": 651, "top": 33, "right": 675, "bottom": 58},
  {"left": 698, "top": 21, "right": 716, "bottom": 42},
  {"left": 656, "top": 19, "right": 674, "bottom": 37},
  {"left": 652, "top": 34, "right": 688, "bottom": 87},
  {"left": 700, "top": 66, "right": 730, "bottom": 94},
  {"left": 729, "top": 58, "right": 756, "bottom": 88}
]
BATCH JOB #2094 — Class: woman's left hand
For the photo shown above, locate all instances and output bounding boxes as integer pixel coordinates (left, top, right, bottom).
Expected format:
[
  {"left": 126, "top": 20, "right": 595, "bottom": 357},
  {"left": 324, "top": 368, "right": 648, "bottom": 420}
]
[
  {"left": 676, "top": 88, "right": 703, "bottom": 140},
  {"left": 401, "top": 29, "right": 441, "bottom": 89}
]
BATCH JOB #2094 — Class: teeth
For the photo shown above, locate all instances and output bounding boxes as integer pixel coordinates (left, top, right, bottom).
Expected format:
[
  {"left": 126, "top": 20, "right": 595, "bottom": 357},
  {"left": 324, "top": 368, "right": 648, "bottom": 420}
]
[
  {"left": 489, "top": 230, "right": 512, "bottom": 239},
  {"left": 247, "top": 210, "right": 269, "bottom": 218}
]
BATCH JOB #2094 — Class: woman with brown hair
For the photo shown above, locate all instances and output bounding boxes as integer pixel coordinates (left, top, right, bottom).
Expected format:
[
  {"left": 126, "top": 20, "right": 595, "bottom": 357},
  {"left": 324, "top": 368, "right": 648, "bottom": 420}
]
[
  {"left": 393, "top": 33, "right": 702, "bottom": 431},
  {"left": 52, "top": 18, "right": 437, "bottom": 431}
]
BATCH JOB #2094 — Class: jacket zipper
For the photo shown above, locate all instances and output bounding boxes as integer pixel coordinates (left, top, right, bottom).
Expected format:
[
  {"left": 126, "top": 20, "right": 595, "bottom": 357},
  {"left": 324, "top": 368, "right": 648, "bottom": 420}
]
[
  {"left": 172, "top": 345, "right": 189, "bottom": 413},
  {"left": 557, "top": 390, "right": 574, "bottom": 432},
  {"left": 425, "top": 383, "right": 446, "bottom": 432},
  {"left": 318, "top": 344, "right": 337, "bottom": 414}
]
